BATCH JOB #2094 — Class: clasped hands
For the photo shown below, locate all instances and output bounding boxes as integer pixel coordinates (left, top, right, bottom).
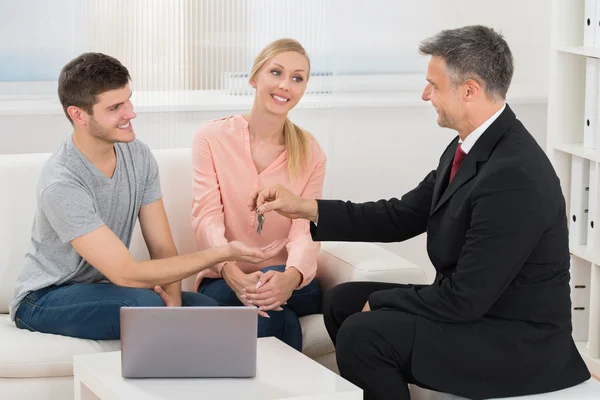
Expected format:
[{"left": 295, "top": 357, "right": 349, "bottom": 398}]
[{"left": 222, "top": 260, "right": 301, "bottom": 318}]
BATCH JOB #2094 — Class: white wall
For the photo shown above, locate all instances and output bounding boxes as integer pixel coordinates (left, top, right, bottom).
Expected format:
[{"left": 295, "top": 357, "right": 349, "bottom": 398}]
[
  {"left": 0, "top": 0, "right": 552, "bottom": 281},
  {"left": 246, "top": 0, "right": 551, "bottom": 83},
  {"left": 430, "top": 0, "right": 551, "bottom": 96}
]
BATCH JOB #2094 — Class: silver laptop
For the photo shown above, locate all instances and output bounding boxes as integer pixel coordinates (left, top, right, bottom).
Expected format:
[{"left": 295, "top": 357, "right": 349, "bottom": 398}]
[{"left": 120, "top": 306, "right": 257, "bottom": 378}]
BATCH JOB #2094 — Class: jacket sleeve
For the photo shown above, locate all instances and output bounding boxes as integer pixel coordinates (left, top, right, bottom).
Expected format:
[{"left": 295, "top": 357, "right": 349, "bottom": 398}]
[{"left": 311, "top": 170, "right": 436, "bottom": 242}]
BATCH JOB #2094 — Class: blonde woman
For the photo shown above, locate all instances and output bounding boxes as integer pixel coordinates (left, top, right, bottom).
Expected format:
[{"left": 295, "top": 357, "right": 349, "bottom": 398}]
[{"left": 191, "top": 39, "right": 326, "bottom": 350}]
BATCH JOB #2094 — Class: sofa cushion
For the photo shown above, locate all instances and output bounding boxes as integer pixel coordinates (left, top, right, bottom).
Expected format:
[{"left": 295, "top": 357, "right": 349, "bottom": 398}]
[
  {"left": 0, "top": 312, "right": 332, "bottom": 378},
  {"left": 0, "top": 153, "right": 51, "bottom": 314},
  {"left": 0, "top": 315, "right": 119, "bottom": 378},
  {"left": 300, "top": 314, "right": 334, "bottom": 359},
  {"left": 317, "top": 242, "right": 428, "bottom": 292}
]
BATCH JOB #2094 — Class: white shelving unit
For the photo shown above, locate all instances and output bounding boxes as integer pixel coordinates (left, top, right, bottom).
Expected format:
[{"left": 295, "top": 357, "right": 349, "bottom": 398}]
[{"left": 547, "top": 0, "right": 600, "bottom": 377}]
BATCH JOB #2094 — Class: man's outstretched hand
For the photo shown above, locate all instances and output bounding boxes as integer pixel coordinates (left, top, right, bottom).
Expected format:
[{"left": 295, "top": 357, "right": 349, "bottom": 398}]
[
  {"left": 226, "top": 239, "right": 289, "bottom": 264},
  {"left": 248, "top": 184, "right": 318, "bottom": 222}
]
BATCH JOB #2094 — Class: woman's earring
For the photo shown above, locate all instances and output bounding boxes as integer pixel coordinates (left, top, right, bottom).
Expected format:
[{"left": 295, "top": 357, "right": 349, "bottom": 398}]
[{"left": 249, "top": 83, "right": 256, "bottom": 89}]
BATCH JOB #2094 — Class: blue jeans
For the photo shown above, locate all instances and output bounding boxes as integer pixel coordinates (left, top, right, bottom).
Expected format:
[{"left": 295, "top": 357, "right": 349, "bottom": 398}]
[
  {"left": 14, "top": 282, "right": 218, "bottom": 340},
  {"left": 198, "top": 265, "right": 322, "bottom": 351}
]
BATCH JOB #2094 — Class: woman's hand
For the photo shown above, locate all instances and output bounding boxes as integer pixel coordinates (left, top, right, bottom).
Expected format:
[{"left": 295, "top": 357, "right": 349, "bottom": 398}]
[
  {"left": 243, "top": 268, "right": 302, "bottom": 312},
  {"left": 221, "top": 262, "right": 269, "bottom": 317}
]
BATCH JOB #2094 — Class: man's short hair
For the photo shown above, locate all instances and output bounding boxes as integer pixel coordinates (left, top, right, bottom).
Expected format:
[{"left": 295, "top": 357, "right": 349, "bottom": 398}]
[
  {"left": 58, "top": 52, "right": 131, "bottom": 123},
  {"left": 419, "top": 25, "right": 514, "bottom": 101}
]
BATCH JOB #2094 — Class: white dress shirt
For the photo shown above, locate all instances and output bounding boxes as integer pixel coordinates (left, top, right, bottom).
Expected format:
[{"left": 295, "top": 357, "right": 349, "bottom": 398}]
[{"left": 459, "top": 103, "right": 506, "bottom": 154}]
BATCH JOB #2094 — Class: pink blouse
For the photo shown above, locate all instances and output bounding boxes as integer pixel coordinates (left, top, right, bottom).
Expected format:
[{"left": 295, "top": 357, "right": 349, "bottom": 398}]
[{"left": 191, "top": 115, "right": 327, "bottom": 290}]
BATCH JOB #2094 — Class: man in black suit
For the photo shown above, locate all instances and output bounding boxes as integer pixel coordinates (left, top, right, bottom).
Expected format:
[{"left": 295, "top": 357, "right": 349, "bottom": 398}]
[{"left": 245, "top": 25, "right": 590, "bottom": 399}]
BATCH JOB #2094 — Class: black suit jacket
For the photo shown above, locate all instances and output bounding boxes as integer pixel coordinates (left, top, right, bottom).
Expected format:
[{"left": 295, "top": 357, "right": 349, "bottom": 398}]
[{"left": 312, "top": 105, "right": 590, "bottom": 398}]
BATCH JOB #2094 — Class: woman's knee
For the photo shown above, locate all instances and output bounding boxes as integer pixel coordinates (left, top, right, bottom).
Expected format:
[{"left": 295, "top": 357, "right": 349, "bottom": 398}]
[
  {"left": 199, "top": 280, "right": 241, "bottom": 306},
  {"left": 181, "top": 291, "right": 219, "bottom": 307},
  {"left": 258, "top": 307, "right": 299, "bottom": 335},
  {"left": 286, "top": 279, "right": 322, "bottom": 317},
  {"left": 260, "top": 265, "right": 286, "bottom": 273},
  {"left": 258, "top": 308, "right": 302, "bottom": 350}
]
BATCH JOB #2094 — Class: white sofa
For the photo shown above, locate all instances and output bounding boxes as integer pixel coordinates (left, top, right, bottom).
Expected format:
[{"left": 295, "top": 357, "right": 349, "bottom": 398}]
[
  {"left": 0, "top": 148, "right": 429, "bottom": 399},
  {"left": 2, "top": 148, "right": 599, "bottom": 400}
]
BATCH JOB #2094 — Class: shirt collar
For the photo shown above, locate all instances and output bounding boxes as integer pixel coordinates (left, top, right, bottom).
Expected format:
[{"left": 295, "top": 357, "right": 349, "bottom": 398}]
[{"left": 459, "top": 103, "right": 506, "bottom": 154}]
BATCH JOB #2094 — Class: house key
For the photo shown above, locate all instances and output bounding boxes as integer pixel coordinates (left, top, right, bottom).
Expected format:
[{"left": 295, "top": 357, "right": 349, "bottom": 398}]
[{"left": 256, "top": 211, "right": 265, "bottom": 234}]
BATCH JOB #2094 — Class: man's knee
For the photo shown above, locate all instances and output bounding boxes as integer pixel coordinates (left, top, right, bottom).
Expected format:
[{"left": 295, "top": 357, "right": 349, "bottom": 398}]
[
  {"left": 335, "top": 313, "right": 376, "bottom": 369},
  {"left": 337, "top": 310, "right": 416, "bottom": 372},
  {"left": 337, "top": 312, "right": 373, "bottom": 345},
  {"left": 121, "top": 288, "right": 165, "bottom": 307},
  {"left": 323, "top": 282, "right": 355, "bottom": 317}
]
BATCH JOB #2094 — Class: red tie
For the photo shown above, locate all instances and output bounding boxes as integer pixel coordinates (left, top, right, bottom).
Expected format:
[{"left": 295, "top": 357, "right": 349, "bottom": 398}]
[{"left": 449, "top": 143, "right": 466, "bottom": 183}]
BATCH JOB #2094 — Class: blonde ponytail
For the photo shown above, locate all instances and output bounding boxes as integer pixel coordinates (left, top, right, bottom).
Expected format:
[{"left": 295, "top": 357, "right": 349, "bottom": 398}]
[{"left": 284, "top": 118, "right": 311, "bottom": 181}]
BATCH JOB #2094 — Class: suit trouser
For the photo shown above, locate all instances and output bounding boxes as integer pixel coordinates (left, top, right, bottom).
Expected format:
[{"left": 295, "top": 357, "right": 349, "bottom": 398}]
[{"left": 324, "top": 281, "right": 428, "bottom": 400}]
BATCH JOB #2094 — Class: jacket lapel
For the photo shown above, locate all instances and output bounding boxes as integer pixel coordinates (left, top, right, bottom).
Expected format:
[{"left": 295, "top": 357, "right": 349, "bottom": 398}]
[
  {"left": 430, "top": 141, "right": 456, "bottom": 211},
  {"left": 431, "top": 151, "right": 479, "bottom": 215},
  {"left": 430, "top": 104, "right": 517, "bottom": 216}
]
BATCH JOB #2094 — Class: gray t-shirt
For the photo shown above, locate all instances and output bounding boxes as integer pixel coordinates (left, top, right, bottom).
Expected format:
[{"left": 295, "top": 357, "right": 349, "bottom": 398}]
[{"left": 9, "top": 136, "right": 162, "bottom": 320}]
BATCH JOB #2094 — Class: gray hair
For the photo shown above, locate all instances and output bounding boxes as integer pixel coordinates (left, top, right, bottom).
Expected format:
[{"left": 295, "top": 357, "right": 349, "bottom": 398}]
[{"left": 419, "top": 25, "right": 514, "bottom": 101}]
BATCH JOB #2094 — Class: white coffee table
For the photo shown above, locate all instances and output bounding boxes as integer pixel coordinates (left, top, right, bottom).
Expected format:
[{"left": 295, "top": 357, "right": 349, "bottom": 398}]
[{"left": 73, "top": 337, "right": 362, "bottom": 400}]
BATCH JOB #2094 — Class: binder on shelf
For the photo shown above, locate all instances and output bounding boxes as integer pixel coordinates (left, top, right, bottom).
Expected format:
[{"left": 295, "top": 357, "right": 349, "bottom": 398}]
[
  {"left": 586, "top": 0, "right": 597, "bottom": 47},
  {"left": 570, "top": 257, "right": 591, "bottom": 341},
  {"left": 595, "top": 0, "right": 600, "bottom": 49},
  {"left": 584, "top": 58, "right": 599, "bottom": 149},
  {"left": 587, "top": 162, "right": 598, "bottom": 250},
  {"left": 570, "top": 156, "right": 591, "bottom": 245}
]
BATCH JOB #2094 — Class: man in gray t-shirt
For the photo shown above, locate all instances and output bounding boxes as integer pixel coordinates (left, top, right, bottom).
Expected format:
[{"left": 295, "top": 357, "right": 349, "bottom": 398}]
[
  {"left": 11, "top": 136, "right": 163, "bottom": 318},
  {"left": 11, "top": 53, "right": 287, "bottom": 340}
]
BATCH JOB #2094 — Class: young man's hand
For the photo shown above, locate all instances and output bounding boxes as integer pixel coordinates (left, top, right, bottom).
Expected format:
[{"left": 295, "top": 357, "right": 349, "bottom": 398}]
[
  {"left": 226, "top": 239, "right": 289, "bottom": 264},
  {"left": 153, "top": 285, "right": 182, "bottom": 307}
]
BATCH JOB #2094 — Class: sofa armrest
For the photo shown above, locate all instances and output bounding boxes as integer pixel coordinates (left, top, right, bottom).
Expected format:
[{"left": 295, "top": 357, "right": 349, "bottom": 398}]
[{"left": 316, "top": 242, "right": 429, "bottom": 293}]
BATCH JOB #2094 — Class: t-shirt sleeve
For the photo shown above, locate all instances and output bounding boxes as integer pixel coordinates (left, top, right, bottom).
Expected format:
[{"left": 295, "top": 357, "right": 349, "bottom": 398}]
[
  {"left": 142, "top": 147, "right": 163, "bottom": 206},
  {"left": 40, "top": 182, "right": 105, "bottom": 244}
]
